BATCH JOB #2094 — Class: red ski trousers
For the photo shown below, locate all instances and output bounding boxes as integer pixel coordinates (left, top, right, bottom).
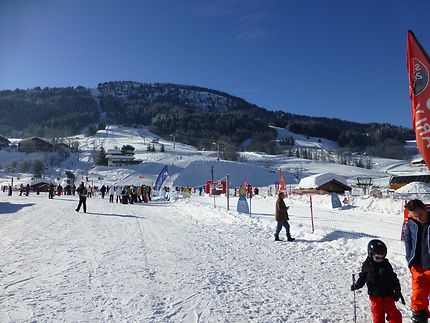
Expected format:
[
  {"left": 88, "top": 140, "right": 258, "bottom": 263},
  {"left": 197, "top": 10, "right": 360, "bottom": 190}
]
[
  {"left": 369, "top": 295, "right": 402, "bottom": 323},
  {"left": 411, "top": 265, "right": 430, "bottom": 313}
]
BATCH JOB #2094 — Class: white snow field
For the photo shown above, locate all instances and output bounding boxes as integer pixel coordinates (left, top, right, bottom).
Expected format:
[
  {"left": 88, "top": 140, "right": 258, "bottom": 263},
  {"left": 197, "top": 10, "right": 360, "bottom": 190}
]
[{"left": 0, "top": 191, "right": 414, "bottom": 322}]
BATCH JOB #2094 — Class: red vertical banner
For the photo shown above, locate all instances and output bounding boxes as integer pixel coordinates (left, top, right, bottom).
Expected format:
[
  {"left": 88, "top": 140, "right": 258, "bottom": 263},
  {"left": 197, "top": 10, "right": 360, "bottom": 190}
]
[
  {"left": 279, "top": 168, "right": 286, "bottom": 193},
  {"left": 407, "top": 31, "right": 430, "bottom": 169}
]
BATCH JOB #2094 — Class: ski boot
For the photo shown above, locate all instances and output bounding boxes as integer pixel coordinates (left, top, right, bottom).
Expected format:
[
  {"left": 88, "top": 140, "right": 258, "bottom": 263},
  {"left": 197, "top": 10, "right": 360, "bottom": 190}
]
[
  {"left": 412, "top": 310, "right": 429, "bottom": 323},
  {"left": 274, "top": 234, "right": 281, "bottom": 241},
  {"left": 287, "top": 234, "right": 295, "bottom": 242}
]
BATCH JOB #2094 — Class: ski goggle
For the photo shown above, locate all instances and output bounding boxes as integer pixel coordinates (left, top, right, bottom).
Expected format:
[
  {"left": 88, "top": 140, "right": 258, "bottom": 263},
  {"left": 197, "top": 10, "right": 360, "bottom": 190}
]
[{"left": 373, "top": 255, "right": 385, "bottom": 261}]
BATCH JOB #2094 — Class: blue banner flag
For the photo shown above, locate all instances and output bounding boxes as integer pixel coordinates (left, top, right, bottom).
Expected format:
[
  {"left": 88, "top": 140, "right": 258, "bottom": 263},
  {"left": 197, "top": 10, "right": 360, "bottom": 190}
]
[
  {"left": 154, "top": 165, "right": 169, "bottom": 191},
  {"left": 331, "top": 192, "right": 342, "bottom": 209}
]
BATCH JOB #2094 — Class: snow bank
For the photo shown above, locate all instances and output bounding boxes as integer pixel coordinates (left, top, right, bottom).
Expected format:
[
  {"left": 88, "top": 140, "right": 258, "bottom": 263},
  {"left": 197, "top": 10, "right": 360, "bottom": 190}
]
[{"left": 396, "top": 181, "right": 430, "bottom": 194}]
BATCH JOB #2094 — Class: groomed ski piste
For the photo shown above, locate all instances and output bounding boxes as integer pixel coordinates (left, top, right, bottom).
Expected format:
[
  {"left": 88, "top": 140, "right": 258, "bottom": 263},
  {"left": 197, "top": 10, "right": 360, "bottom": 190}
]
[{"left": 0, "top": 125, "right": 425, "bottom": 322}]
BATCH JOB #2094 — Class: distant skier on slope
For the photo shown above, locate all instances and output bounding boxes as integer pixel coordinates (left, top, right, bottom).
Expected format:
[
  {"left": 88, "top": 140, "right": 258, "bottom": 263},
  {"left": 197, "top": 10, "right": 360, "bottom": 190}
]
[
  {"left": 75, "top": 182, "right": 88, "bottom": 213},
  {"left": 274, "top": 192, "right": 294, "bottom": 241},
  {"left": 351, "top": 239, "right": 403, "bottom": 323}
]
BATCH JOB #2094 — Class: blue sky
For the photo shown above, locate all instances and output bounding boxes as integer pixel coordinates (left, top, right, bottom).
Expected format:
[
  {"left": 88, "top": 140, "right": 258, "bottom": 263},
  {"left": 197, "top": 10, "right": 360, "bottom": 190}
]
[{"left": 1, "top": 0, "right": 430, "bottom": 127}]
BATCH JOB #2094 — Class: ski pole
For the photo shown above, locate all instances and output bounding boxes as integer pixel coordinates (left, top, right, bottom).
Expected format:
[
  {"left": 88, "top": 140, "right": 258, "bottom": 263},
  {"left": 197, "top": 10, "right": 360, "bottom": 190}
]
[{"left": 352, "top": 274, "right": 357, "bottom": 323}]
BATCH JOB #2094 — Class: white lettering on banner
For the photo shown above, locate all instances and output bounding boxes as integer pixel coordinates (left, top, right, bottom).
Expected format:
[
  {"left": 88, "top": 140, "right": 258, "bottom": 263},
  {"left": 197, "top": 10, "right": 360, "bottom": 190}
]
[
  {"left": 415, "top": 63, "right": 423, "bottom": 80},
  {"left": 416, "top": 101, "right": 430, "bottom": 148},
  {"left": 427, "top": 98, "right": 430, "bottom": 109},
  {"left": 416, "top": 115, "right": 430, "bottom": 148}
]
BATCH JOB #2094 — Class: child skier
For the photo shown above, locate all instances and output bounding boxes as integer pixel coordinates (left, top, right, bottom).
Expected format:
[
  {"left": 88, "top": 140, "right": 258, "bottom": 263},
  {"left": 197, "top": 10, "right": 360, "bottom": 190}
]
[{"left": 351, "top": 239, "right": 404, "bottom": 323}]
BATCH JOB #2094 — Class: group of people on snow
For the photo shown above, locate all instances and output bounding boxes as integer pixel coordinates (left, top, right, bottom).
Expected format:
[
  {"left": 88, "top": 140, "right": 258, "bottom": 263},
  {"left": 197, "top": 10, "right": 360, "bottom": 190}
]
[{"left": 72, "top": 182, "right": 155, "bottom": 213}]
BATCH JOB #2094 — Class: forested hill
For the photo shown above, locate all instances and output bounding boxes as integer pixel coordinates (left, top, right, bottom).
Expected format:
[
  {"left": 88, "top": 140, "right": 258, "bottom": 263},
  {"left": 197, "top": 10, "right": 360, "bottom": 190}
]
[{"left": 0, "top": 82, "right": 415, "bottom": 158}]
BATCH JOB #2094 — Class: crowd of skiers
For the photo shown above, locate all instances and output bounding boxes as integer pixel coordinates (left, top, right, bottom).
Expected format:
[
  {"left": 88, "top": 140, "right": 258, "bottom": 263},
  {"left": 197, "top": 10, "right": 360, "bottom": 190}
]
[{"left": 71, "top": 183, "right": 155, "bottom": 213}]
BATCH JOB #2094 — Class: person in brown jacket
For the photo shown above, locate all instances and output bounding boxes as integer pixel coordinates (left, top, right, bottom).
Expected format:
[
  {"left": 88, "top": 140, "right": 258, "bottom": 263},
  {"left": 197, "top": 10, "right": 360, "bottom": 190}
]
[{"left": 275, "top": 192, "right": 295, "bottom": 241}]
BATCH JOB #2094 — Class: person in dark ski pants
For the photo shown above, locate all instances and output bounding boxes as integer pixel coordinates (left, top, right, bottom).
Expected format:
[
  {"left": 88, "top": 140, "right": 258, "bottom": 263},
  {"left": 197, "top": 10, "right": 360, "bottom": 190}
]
[
  {"left": 404, "top": 199, "right": 430, "bottom": 322},
  {"left": 274, "top": 192, "right": 294, "bottom": 241},
  {"left": 75, "top": 182, "right": 88, "bottom": 213},
  {"left": 100, "top": 185, "right": 106, "bottom": 199},
  {"left": 351, "top": 239, "right": 403, "bottom": 323}
]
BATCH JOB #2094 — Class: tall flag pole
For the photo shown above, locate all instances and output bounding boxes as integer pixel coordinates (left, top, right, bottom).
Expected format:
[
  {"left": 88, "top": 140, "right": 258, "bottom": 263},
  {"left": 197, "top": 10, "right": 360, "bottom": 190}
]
[{"left": 407, "top": 31, "right": 430, "bottom": 169}]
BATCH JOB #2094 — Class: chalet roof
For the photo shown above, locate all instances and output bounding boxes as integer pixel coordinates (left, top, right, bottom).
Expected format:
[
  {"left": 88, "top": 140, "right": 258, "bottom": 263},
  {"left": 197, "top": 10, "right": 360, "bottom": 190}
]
[
  {"left": 106, "top": 155, "right": 135, "bottom": 160},
  {"left": 0, "top": 135, "right": 10, "bottom": 144},
  {"left": 298, "top": 173, "right": 349, "bottom": 189},
  {"left": 20, "top": 137, "right": 53, "bottom": 147}
]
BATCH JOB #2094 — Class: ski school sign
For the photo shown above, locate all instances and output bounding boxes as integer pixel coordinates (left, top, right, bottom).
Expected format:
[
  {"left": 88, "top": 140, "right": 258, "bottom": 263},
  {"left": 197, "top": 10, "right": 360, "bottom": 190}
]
[{"left": 407, "top": 31, "right": 430, "bottom": 169}]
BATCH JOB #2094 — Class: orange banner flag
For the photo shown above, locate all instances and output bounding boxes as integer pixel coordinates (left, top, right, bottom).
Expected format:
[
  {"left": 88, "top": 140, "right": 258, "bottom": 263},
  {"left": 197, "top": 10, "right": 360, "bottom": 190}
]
[{"left": 407, "top": 31, "right": 430, "bottom": 169}]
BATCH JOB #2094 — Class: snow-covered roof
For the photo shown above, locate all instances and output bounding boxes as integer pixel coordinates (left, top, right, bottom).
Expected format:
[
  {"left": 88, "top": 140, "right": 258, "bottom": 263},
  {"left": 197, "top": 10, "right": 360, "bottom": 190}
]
[
  {"left": 106, "top": 155, "right": 135, "bottom": 160},
  {"left": 106, "top": 149, "right": 123, "bottom": 155},
  {"left": 29, "top": 178, "right": 56, "bottom": 186},
  {"left": 298, "top": 173, "right": 348, "bottom": 189}
]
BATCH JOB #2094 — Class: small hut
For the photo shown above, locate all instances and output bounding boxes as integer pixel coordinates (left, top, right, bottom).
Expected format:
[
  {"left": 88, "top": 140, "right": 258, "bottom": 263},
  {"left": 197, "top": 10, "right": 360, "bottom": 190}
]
[{"left": 296, "top": 173, "right": 352, "bottom": 194}]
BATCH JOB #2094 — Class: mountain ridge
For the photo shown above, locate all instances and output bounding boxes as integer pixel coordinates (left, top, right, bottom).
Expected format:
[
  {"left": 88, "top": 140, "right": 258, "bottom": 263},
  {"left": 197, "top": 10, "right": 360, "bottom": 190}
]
[{"left": 0, "top": 81, "right": 415, "bottom": 159}]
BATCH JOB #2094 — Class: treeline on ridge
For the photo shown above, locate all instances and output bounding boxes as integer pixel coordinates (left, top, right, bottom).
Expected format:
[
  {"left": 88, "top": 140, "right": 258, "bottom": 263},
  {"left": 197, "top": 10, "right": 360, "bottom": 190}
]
[{"left": 0, "top": 85, "right": 416, "bottom": 159}]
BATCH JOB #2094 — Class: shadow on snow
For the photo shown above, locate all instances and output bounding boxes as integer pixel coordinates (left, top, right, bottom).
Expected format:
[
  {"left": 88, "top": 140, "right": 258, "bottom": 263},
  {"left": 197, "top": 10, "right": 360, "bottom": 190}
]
[
  {"left": 319, "top": 230, "right": 378, "bottom": 242},
  {"left": 0, "top": 202, "right": 35, "bottom": 214},
  {"left": 84, "top": 212, "right": 145, "bottom": 219}
]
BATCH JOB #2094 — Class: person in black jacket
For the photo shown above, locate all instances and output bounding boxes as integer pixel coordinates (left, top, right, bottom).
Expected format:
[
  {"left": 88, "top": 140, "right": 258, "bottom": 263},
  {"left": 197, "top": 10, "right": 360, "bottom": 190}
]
[
  {"left": 351, "top": 239, "right": 403, "bottom": 323},
  {"left": 75, "top": 182, "right": 88, "bottom": 213}
]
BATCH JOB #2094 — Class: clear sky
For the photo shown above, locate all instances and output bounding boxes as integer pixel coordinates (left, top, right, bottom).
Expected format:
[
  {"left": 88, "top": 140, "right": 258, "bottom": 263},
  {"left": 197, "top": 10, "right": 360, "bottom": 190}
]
[{"left": 1, "top": 0, "right": 430, "bottom": 128}]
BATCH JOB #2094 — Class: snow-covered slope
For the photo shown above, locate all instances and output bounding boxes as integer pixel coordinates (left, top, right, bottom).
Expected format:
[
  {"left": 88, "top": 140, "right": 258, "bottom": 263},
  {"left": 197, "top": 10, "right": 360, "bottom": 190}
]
[
  {"left": 270, "top": 126, "right": 338, "bottom": 150},
  {"left": 0, "top": 185, "right": 413, "bottom": 321}
]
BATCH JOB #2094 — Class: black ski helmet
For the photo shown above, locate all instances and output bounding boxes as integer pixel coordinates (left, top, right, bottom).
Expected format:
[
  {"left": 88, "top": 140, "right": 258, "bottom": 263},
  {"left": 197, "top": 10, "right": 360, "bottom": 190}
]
[{"left": 367, "top": 239, "right": 387, "bottom": 257}]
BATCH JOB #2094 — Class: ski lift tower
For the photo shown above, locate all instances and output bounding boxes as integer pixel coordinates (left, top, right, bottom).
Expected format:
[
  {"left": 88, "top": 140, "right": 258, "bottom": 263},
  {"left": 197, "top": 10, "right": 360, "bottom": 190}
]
[{"left": 356, "top": 177, "right": 372, "bottom": 195}]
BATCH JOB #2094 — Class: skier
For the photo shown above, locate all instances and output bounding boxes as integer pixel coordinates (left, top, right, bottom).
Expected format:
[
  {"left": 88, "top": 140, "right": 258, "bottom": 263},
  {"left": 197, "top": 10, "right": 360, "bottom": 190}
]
[
  {"left": 274, "top": 192, "right": 295, "bottom": 241},
  {"left": 75, "top": 182, "right": 88, "bottom": 213},
  {"left": 238, "top": 185, "right": 246, "bottom": 197},
  {"left": 148, "top": 185, "right": 152, "bottom": 201},
  {"left": 115, "top": 186, "right": 121, "bottom": 203},
  {"left": 351, "top": 239, "right": 403, "bottom": 323},
  {"left": 100, "top": 185, "right": 106, "bottom": 199},
  {"left": 25, "top": 184, "right": 30, "bottom": 196},
  {"left": 108, "top": 185, "right": 114, "bottom": 203},
  {"left": 48, "top": 183, "right": 54, "bottom": 199},
  {"left": 404, "top": 199, "right": 430, "bottom": 322}
]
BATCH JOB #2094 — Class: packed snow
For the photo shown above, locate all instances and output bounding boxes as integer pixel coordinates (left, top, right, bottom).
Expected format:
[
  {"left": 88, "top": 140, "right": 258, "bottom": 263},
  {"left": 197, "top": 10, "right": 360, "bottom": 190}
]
[
  {"left": 0, "top": 125, "right": 429, "bottom": 322},
  {"left": 396, "top": 181, "right": 430, "bottom": 194},
  {"left": 0, "top": 189, "right": 412, "bottom": 322}
]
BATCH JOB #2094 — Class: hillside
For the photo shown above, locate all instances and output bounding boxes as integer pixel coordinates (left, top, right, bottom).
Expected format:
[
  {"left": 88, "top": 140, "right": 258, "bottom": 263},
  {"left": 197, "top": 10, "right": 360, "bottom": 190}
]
[{"left": 0, "top": 82, "right": 415, "bottom": 159}]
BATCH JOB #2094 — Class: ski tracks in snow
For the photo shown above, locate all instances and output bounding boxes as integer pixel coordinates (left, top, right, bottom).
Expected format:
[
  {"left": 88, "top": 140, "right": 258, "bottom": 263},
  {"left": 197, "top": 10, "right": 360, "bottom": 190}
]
[{"left": 0, "top": 194, "right": 409, "bottom": 321}]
